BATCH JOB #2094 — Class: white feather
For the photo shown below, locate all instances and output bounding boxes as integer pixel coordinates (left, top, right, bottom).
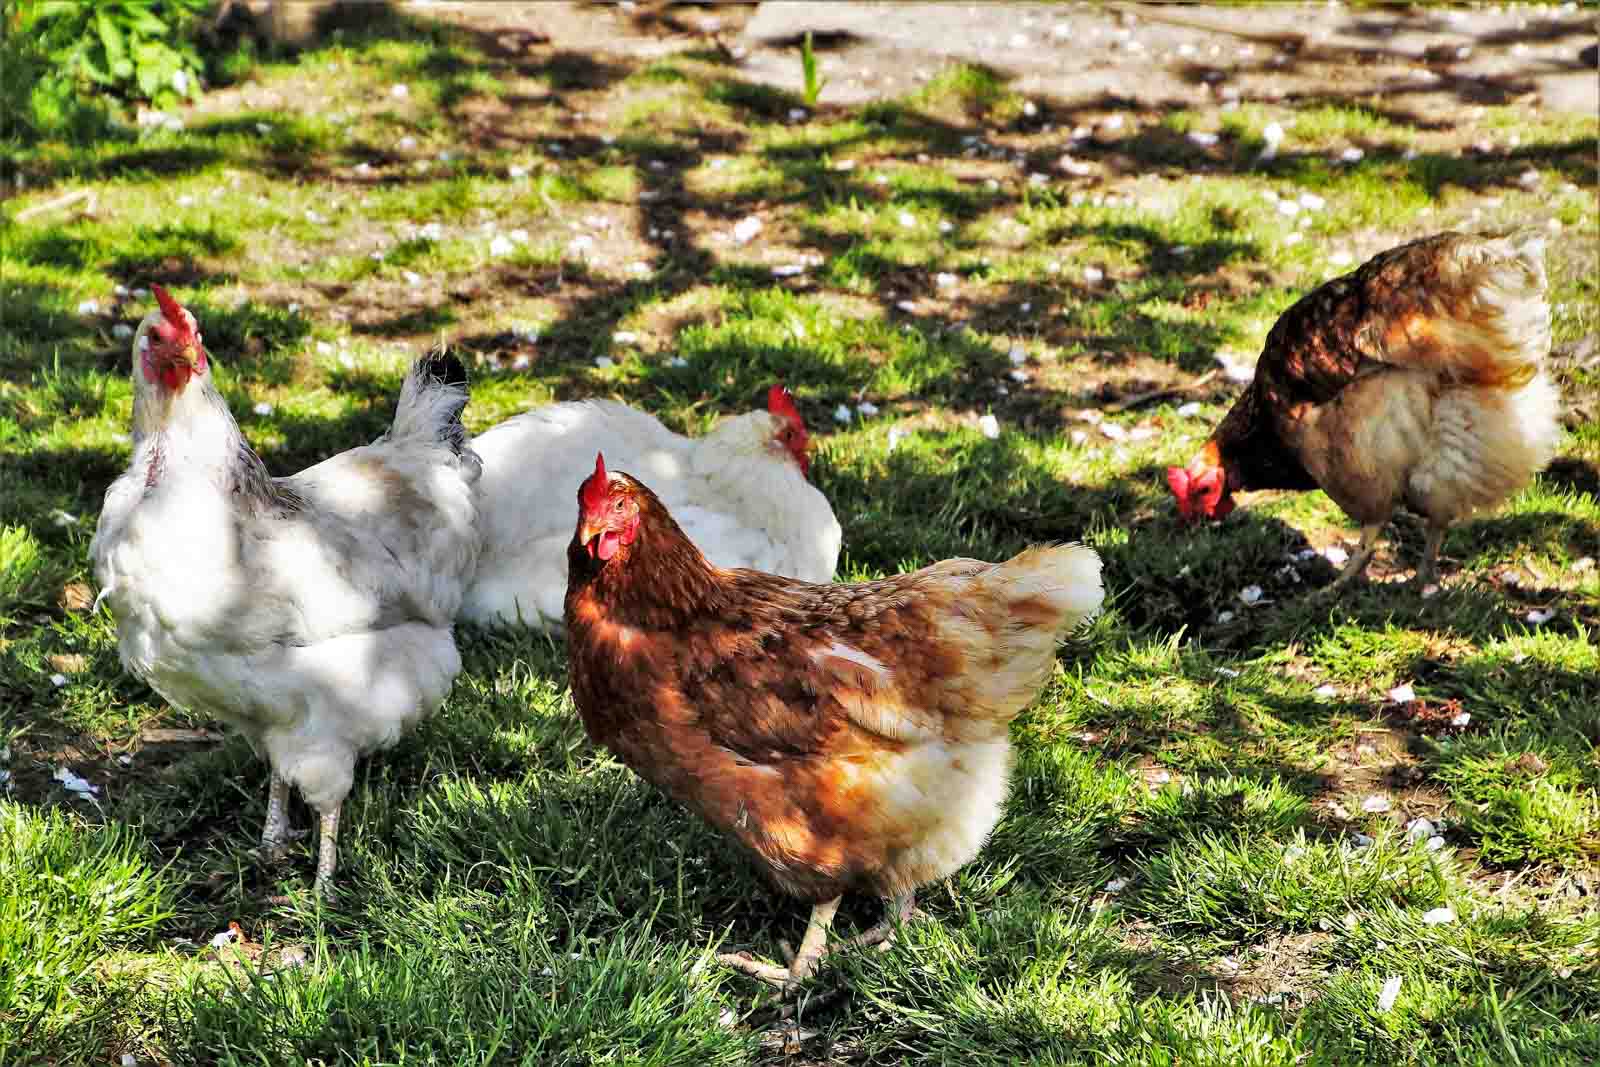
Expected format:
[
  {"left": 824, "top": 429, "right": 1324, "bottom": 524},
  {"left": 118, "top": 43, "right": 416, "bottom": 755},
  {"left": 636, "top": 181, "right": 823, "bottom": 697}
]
[
  {"left": 461, "top": 399, "right": 842, "bottom": 629},
  {"left": 90, "top": 347, "right": 481, "bottom": 835}
]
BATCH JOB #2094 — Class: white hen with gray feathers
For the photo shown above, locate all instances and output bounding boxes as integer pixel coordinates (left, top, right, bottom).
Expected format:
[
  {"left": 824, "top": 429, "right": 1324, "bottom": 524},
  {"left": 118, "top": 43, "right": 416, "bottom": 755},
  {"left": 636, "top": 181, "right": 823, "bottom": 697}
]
[{"left": 92, "top": 296, "right": 480, "bottom": 893}]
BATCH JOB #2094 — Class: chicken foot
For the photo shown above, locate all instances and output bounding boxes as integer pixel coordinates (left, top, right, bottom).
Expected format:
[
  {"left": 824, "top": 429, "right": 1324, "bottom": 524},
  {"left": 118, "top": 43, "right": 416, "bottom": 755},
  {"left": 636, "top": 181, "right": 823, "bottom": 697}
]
[
  {"left": 258, "top": 774, "right": 292, "bottom": 862},
  {"left": 717, "top": 892, "right": 915, "bottom": 995}
]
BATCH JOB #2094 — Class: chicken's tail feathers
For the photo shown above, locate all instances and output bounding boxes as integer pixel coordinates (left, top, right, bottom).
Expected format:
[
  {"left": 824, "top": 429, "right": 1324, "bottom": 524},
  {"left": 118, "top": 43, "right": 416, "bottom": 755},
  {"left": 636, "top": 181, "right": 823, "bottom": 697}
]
[
  {"left": 387, "top": 346, "right": 480, "bottom": 474},
  {"left": 994, "top": 542, "right": 1106, "bottom": 636},
  {"left": 1373, "top": 230, "right": 1552, "bottom": 384},
  {"left": 419, "top": 345, "right": 470, "bottom": 393},
  {"left": 1455, "top": 228, "right": 1552, "bottom": 378},
  {"left": 947, "top": 542, "right": 1105, "bottom": 729},
  {"left": 1505, "top": 227, "right": 1548, "bottom": 267}
]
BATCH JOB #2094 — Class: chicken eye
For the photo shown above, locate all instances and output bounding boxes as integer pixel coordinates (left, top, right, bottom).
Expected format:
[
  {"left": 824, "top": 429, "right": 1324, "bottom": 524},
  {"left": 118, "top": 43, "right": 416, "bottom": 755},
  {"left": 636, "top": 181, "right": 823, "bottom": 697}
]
[{"left": 613, "top": 499, "right": 625, "bottom": 513}]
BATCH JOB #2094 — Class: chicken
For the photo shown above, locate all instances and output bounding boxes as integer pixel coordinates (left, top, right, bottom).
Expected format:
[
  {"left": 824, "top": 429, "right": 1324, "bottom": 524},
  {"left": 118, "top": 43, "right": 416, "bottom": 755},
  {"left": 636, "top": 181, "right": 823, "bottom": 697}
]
[
  {"left": 1169, "top": 230, "right": 1562, "bottom": 590},
  {"left": 563, "top": 453, "right": 1104, "bottom": 991},
  {"left": 90, "top": 286, "right": 481, "bottom": 894},
  {"left": 461, "top": 385, "right": 840, "bottom": 630}
]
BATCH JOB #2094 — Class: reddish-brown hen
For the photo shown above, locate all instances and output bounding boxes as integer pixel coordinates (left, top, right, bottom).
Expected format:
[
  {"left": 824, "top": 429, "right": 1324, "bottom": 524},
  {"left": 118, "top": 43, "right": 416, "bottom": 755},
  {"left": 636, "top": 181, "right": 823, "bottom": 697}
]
[
  {"left": 563, "top": 454, "right": 1104, "bottom": 990},
  {"left": 1170, "top": 230, "right": 1561, "bottom": 590}
]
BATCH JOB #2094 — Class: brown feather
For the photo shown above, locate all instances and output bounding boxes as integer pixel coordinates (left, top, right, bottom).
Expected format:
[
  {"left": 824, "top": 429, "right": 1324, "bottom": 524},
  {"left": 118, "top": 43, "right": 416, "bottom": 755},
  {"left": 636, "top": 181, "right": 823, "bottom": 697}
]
[
  {"left": 564, "top": 473, "right": 1103, "bottom": 902},
  {"left": 1188, "top": 230, "right": 1555, "bottom": 523}
]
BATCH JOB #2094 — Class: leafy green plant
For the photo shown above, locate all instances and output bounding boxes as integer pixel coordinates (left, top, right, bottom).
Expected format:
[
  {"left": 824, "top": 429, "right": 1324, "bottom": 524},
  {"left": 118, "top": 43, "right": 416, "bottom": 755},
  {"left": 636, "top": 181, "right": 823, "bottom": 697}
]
[
  {"left": 799, "top": 30, "right": 826, "bottom": 108},
  {"left": 3, "top": 0, "right": 208, "bottom": 141}
]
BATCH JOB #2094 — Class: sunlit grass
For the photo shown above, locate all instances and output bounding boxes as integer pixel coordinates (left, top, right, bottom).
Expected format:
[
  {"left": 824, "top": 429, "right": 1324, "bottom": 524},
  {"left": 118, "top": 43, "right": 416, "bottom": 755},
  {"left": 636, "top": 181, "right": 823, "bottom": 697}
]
[{"left": 1, "top": 5, "right": 1596, "bottom": 1064}]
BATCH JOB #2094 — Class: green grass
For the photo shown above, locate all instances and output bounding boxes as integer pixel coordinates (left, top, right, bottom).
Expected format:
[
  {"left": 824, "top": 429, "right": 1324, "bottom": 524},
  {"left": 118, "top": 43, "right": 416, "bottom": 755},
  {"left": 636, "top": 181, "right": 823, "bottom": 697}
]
[{"left": 1, "top": 6, "right": 1597, "bottom": 1064}]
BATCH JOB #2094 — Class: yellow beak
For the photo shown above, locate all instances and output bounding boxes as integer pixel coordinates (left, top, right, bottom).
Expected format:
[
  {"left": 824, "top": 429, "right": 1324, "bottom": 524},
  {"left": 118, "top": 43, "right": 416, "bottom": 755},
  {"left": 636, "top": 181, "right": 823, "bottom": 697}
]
[{"left": 577, "top": 518, "right": 604, "bottom": 547}]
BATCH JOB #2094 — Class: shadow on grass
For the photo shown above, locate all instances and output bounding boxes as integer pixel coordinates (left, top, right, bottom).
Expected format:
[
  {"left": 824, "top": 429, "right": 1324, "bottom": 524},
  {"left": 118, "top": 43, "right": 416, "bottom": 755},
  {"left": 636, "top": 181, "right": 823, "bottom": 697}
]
[{"left": 3, "top": 12, "right": 1597, "bottom": 1030}]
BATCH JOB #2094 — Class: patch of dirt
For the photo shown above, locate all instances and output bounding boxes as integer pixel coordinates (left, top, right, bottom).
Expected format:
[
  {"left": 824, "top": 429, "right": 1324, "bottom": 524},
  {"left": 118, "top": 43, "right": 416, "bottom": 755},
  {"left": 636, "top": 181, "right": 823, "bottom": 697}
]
[
  {"left": 733, "top": 2, "right": 1597, "bottom": 116},
  {"left": 4, "top": 725, "right": 229, "bottom": 814},
  {"left": 1211, "top": 930, "right": 1333, "bottom": 1007},
  {"left": 1308, "top": 722, "right": 1456, "bottom": 835}
]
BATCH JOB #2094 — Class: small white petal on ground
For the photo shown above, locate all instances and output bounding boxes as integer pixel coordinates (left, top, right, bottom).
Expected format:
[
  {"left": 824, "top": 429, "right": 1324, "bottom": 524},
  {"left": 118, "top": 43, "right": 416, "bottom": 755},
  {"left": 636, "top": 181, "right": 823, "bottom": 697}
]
[
  {"left": 732, "top": 216, "right": 763, "bottom": 244},
  {"left": 54, "top": 766, "right": 98, "bottom": 795},
  {"left": 1378, "top": 976, "right": 1402, "bottom": 1013}
]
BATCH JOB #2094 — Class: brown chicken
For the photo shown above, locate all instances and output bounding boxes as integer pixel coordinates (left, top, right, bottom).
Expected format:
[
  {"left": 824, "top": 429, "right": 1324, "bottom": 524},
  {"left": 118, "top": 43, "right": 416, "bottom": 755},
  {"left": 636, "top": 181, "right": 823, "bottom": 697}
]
[
  {"left": 563, "top": 454, "right": 1104, "bottom": 990},
  {"left": 1169, "top": 230, "right": 1562, "bottom": 590}
]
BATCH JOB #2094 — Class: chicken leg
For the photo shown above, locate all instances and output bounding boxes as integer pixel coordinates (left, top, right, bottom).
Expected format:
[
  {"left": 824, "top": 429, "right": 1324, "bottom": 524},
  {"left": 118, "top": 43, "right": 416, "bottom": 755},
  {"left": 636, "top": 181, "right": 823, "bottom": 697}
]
[
  {"left": 314, "top": 805, "right": 340, "bottom": 896},
  {"left": 1319, "top": 523, "right": 1383, "bottom": 596},
  {"left": 1415, "top": 521, "right": 1448, "bottom": 588},
  {"left": 259, "top": 774, "right": 291, "bottom": 861},
  {"left": 716, "top": 892, "right": 915, "bottom": 994}
]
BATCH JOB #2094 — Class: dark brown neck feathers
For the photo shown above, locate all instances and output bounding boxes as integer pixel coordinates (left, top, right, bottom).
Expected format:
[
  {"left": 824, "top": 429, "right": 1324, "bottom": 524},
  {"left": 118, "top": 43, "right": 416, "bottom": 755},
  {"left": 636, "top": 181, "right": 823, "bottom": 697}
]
[
  {"left": 565, "top": 481, "right": 726, "bottom": 630},
  {"left": 1209, "top": 383, "right": 1318, "bottom": 493}
]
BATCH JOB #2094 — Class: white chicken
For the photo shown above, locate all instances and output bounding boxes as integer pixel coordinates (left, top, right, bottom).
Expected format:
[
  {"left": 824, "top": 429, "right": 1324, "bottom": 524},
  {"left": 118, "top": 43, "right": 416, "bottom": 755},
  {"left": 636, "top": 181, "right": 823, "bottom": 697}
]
[
  {"left": 461, "top": 385, "right": 842, "bottom": 630},
  {"left": 91, "top": 286, "right": 482, "bottom": 894}
]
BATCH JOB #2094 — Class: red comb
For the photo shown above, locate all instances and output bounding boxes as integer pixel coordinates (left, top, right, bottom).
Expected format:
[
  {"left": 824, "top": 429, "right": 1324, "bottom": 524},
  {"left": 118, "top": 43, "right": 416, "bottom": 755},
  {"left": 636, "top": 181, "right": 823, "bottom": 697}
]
[
  {"left": 151, "top": 284, "right": 185, "bottom": 325},
  {"left": 580, "top": 452, "right": 610, "bottom": 513},
  {"left": 1166, "top": 466, "right": 1190, "bottom": 499},
  {"left": 1166, "top": 466, "right": 1193, "bottom": 521},
  {"left": 767, "top": 384, "right": 800, "bottom": 421}
]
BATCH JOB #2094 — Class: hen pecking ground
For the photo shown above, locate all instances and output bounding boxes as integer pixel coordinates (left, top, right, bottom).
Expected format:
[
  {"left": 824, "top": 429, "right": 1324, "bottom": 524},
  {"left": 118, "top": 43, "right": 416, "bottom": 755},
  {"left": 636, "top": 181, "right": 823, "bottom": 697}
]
[{"left": 1, "top": 2, "right": 1597, "bottom": 1064}]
